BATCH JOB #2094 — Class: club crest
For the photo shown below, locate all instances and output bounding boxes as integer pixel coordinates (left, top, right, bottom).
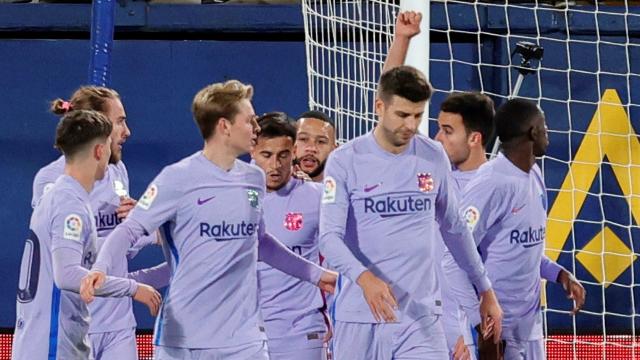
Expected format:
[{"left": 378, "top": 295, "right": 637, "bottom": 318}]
[
  {"left": 284, "top": 212, "right": 303, "bottom": 231},
  {"left": 247, "top": 189, "right": 260, "bottom": 208},
  {"left": 417, "top": 173, "right": 434, "bottom": 192}
]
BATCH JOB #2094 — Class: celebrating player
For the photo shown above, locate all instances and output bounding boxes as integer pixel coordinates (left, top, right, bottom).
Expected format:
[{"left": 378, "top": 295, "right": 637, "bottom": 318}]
[
  {"left": 12, "top": 110, "right": 161, "bottom": 360},
  {"left": 31, "top": 86, "right": 167, "bottom": 359},
  {"left": 293, "top": 110, "right": 337, "bottom": 182},
  {"left": 460, "top": 99, "right": 585, "bottom": 358},
  {"left": 81, "top": 80, "right": 337, "bottom": 359},
  {"left": 251, "top": 112, "right": 329, "bottom": 359},
  {"left": 319, "top": 65, "right": 503, "bottom": 359}
]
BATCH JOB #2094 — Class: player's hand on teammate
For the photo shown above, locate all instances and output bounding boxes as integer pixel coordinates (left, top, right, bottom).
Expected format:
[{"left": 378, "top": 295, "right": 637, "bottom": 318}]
[
  {"left": 558, "top": 270, "right": 586, "bottom": 315},
  {"left": 452, "top": 335, "right": 472, "bottom": 360},
  {"left": 292, "top": 164, "right": 312, "bottom": 181},
  {"left": 479, "top": 288, "right": 503, "bottom": 344},
  {"left": 116, "top": 196, "right": 136, "bottom": 219},
  {"left": 395, "top": 11, "right": 422, "bottom": 39},
  {"left": 356, "top": 270, "right": 398, "bottom": 322},
  {"left": 80, "top": 270, "right": 106, "bottom": 303},
  {"left": 133, "top": 283, "right": 162, "bottom": 316},
  {"left": 318, "top": 270, "right": 338, "bottom": 294}
]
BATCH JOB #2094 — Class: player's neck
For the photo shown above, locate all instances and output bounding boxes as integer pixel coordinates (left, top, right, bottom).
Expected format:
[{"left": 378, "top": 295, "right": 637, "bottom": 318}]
[
  {"left": 64, "top": 161, "right": 95, "bottom": 194},
  {"left": 502, "top": 144, "right": 535, "bottom": 173},
  {"left": 373, "top": 126, "right": 410, "bottom": 154},
  {"left": 202, "top": 140, "right": 237, "bottom": 171},
  {"left": 457, "top": 149, "right": 487, "bottom": 171}
]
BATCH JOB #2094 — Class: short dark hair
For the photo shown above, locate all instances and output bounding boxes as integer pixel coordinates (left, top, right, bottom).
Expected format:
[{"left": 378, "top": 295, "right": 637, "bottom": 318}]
[
  {"left": 298, "top": 110, "right": 335, "bottom": 129},
  {"left": 494, "top": 98, "right": 542, "bottom": 143},
  {"left": 54, "top": 110, "right": 112, "bottom": 158},
  {"left": 440, "top": 92, "right": 495, "bottom": 147},
  {"left": 257, "top": 112, "right": 297, "bottom": 141},
  {"left": 378, "top": 65, "right": 432, "bottom": 104}
]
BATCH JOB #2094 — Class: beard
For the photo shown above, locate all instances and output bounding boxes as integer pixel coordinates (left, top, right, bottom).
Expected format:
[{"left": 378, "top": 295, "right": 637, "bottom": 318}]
[{"left": 294, "top": 156, "right": 326, "bottom": 179}]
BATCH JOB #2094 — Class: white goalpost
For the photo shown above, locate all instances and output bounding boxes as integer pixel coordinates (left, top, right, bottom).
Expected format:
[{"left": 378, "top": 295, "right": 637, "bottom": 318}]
[{"left": 302, "top": 1, "right": 640, "bottom": 358}]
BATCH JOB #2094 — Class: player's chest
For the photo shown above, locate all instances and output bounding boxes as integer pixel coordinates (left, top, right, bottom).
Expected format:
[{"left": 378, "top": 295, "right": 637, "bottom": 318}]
[
  {"left": 500, "top": 179, "right": 547, "bottom": 251},
  {"left": 90, "top": 178, "right": 128, "bottom": 234},
  {"left": 348, "top": 157, "right": 440, "bottom": 217},
  {"left": 183, "top": 185, "right": 263, "bottom": 224},
  {"left": 263, "top": 195, "right": 319, "bottom": 247}
]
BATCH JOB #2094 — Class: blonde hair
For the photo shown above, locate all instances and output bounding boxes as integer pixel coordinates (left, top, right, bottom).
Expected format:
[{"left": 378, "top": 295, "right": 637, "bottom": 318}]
[
  {"left": 50, "top": 86, "right": 120, "bottom": 115},
  {"left": 192, "top": 80, "right": 254, "bottom": 139}
]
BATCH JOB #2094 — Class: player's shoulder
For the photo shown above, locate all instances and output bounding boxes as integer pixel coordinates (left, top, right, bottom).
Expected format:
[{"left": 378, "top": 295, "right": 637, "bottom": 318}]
[
  {"left": 47, "top": 178, "right": 88, "bottom": 212},
  {"left": 297, "top": 178, "right": 324, "bottom": 196},
  {"left": 157, "top": 152, "right": 202, "bottom": 181},
  {"left": 413, "top": 134, "right": 449, "bottom": 161},
  {"left": 469, "top": 159, "right": 516, "bottom": 194},
  {"left": 331, "top": 133, "right": 369, "bottom": 157},
  {"left": 34, "top": 155, "right": 65, "bottom": 185},
  {"left": 110, "top": 161, "right": 129, "bottom": 178},
  {"left": 237, "top": 160, "right": 266, "bottom": 186}
]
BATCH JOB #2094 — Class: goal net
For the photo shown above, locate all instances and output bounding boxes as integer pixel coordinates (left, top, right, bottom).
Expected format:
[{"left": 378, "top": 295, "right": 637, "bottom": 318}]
[{"left": 302, "top": 1, "right": 640, "bottom": 358}]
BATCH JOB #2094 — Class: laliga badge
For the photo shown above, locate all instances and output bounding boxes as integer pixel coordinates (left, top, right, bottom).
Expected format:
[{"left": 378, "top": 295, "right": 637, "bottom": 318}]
[
  {"left": 247, "top": 189, "right": 260, "bottom": 208},
  {"left": 284, "top": 212, "right": 303, "bottom": 231},
  {"left": 138, "top": 184, "right": 158, "bottom": 210},
  {"left": 463, "top": 206, "right": 480, "bottom": 232},
  {"left": 417, "top": 173, "right": 434, "bottom": 192},
  {"left": 63, "top": 214, "right": 83, "bottom": 242},
  {"left": 322, "top": 176, "right": 336, "bottom": 204}
]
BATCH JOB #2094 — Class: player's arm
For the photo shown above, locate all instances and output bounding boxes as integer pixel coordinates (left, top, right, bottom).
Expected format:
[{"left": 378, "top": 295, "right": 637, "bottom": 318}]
[
  {"left": 128, "top": 262, "right": 171, "bottom": 290},
  {"left": 441, "top": 255, "right": 482, "bottom": 328},
  {"left": 381, "top": 11, "right": 422, "bottom": 73},
  {"left": 258, "top": 229, "right": 336, "bottom": 293},
  {"left": 437, "top": 164, "right": 502, "bottom": 343},
  {"left": 319, "top": 153, "right": 398, "bottom": 322},
  {"left": 541, "top": 256, "right": 585, "bottom": 314},
  {"left": 51, "top": 210, "right": 161, "bottom": 315}
]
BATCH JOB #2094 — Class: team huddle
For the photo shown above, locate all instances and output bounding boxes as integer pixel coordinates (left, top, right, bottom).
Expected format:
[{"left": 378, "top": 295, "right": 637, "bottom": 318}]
[{"left": 12, "top": 11, "right": 585, "bottom": 360}]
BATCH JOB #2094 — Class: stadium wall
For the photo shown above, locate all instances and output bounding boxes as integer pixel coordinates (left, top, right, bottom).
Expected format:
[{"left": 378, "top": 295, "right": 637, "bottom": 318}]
[{"left": 0, "top": 4, "right": 638, "bottom": 333}]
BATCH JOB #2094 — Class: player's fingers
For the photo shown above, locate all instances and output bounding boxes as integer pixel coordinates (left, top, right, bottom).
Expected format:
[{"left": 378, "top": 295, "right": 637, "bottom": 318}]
[
  {"left": 399, "top": 12, "right": 407, "bottom": 23},
  {"left": 378, "top": 298, "right": 396, "bottom": 322},
  {"left": 493, "top": 318, "right": 502, "bottom": 344},
  {"left": 415, "top": 12, "right": 423, "bottom": 24},
  {"left": 94, "top": 273, "right": 105, "bottom": 289},
  {"left": 119, "top": 197, "right": 136, "bottom": 206},
  {"left": 366, "top": 300, "right": 381, "bottom": 322},
  {"left": 385, "top": 286, "right": 398, "bottom": 309}
]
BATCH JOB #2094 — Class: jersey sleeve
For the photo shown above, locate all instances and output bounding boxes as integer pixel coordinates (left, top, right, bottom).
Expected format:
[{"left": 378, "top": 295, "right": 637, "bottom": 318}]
[
  {"left": 540, "top": 255, "right": 565, "bottom": 283},
  {"left": 32, "top": 168, "right": 58, "bottom": 209},
  {"left": 50, "top": 198, "right": 93, "bottom": 254},
  {"left": 434, "top": 150, "right": 491, "bottom": 293},
  {"left": 318, "top": 151, "right": 368, "bottom": 283},
  {"left": 128, "top": 168, "right": 182, "bottom": 235},
  {"left": 459, "top": 175, "right": 510, "bottom": 247}
]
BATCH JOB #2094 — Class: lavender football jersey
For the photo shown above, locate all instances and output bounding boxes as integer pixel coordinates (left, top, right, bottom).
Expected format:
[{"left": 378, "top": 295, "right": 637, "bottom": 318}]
[
  {"left": 258, "top": 177, "right": 326, "bottom": 343},
  {"left": 319, "top": 133, "right": 491, "bottom": 324},
  {"left": 31, "top": 155, "right": 156, "bottom": 334},
  {"left": 95, "top": 152, "right": 268, "bottom": 349},
  {"left": 435, "top": 169, "right": 481, "bottom": 348},
  {"left": 460, "top": 153, "right": 557, "bottom": 341},
  {"left": 13, "top": 175, "right": 137, "bottom": 360}
]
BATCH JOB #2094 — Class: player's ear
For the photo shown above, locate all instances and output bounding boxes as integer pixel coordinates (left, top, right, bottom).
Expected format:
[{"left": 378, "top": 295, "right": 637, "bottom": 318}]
[
  {"left": 93, "top": 142, "right": 104, "bottom": 162},
  {"left": 375, "top": 97, "right": 385, "bottom": 118},
  {"left": 528, "top": 125, "right": 538, "bottom": 142},
  {"left": 219, "top": 117, "right": 232, "bottom": 135},
  {"left": 469, "top": 131, "right": 482, "bottom": 147}
]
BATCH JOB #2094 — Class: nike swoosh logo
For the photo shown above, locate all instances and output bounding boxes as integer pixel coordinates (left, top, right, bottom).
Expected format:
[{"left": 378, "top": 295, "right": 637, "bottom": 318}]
[
  {"left": 364, "top": 184, "right": 381, "bottom": 192},
  {"left": 512, "top": 204, "right": 526, "bottom": 213},
  {"left": 197, "top": 195, "right": 216, "bottom": 205}
]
